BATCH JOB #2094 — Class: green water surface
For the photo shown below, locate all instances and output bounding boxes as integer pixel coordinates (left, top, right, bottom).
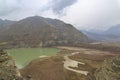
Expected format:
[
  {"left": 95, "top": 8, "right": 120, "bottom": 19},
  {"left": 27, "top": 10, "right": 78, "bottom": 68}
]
[{"left": 7, "top": 48, "right": 59, "bottom": 68}]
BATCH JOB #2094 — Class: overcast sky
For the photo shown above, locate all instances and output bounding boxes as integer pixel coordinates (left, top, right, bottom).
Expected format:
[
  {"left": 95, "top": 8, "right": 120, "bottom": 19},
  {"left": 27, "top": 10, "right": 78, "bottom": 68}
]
[{"left": 0, "top": 0, "right": 120, "bottom": 30}]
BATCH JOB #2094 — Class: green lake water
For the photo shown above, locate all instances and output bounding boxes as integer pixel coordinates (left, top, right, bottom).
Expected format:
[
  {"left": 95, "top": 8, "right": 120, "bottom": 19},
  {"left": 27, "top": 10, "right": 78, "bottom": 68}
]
[{"left": 7, "top": 48, "right": 59, "bottom": 68}]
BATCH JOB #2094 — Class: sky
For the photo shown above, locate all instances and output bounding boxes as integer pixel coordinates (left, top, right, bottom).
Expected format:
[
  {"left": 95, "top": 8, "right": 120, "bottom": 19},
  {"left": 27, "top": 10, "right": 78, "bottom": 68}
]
[{"left": 0, "top": 0, "right": 120, "bottom": 30}]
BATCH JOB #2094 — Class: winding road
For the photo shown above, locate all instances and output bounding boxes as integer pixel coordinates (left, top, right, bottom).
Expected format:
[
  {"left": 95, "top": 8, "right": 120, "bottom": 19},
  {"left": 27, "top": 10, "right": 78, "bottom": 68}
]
[{"left": 63, "top": 52, "right": 89, "bottom": 76}]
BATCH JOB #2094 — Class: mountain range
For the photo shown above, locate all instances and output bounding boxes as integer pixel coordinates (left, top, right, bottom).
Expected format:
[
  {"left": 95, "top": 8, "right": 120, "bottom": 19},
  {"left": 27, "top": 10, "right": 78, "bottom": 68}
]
[
  {"left": 0, "top": 16, "right": 88, "bottom": 48},
  {"left": 82, "top": 24, "right": 120, "bottom": 42}
]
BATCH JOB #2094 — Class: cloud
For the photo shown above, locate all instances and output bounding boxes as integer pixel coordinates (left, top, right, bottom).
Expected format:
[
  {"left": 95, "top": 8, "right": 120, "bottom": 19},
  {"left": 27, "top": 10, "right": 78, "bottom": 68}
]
[
  {"left": 0, "top": 0, "right": 50, "bottom": 20},
  {"left": 0, "top": 0, "right": 120, "bottom": 30},
  {"left": 0, "top": 0, "right": 77, "bottom": 19},
  {"left": 47, "top": 0, "right": 77, "bottom": 14},
  {"left": 61, "top": 0, "right": 120, "bottom": 30},
  {"left": 0, "top": 0, "right": 21, "bottom": 16}
]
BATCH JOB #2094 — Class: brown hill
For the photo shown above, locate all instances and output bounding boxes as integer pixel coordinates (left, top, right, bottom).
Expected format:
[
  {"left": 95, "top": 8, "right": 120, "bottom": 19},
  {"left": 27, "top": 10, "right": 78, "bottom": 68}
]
[
  {"left": 20, "top": 56, "right": 88, "bottom": 80},
  {"left": 0, "top": 16, "right": 88, "bottom": 48}
]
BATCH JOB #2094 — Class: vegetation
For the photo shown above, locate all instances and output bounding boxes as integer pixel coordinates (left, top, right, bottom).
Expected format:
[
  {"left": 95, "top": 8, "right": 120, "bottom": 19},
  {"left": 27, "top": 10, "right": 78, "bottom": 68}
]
[
  {"left": 65, "top": 43, "right": 120, "bottom": 53},
  {"left": 7, "top": 48, "right": 59, "bottom": 67},
  {"left": 0, "top": 50, "right": 24, "bottom": 80},
  {"left": 0, "top": 42, "right": 8, "bottom": 45},
  {"left": 95, "top": 56, "right": 120, "bottom": 80},
  {"left": 0, "top": 16, "right": 88, "bottom": 48}
]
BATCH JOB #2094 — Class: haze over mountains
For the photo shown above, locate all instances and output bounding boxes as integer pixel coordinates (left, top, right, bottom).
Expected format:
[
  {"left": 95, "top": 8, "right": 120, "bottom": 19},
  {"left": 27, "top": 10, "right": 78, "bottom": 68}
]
[
  {"left": 0, "top": 16, "right": 88, "bottom": 48},
  {"left": 0, "top": 19, "right": 16, "bottom": 28},
  {"left": 0, "top": 15, "right": 120, "bottom": 48},
  {"left": 82, "top": 24, "right": 120, "bottom": 42}
]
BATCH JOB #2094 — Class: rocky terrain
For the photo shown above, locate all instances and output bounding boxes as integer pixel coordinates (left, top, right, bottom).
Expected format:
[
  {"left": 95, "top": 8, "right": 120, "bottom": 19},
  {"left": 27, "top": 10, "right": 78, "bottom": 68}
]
[
  {"left": 95, "top": 56, "right": 120, "bottom": 80},
  {"left": 58, "top": 47, "right": 120, "bottom": 80},
  {"left": 0, "top": 16, "right": 88, "bottom": 48},
  {"left": 0, "top": 50, "right": 30, "bottom": 80}
]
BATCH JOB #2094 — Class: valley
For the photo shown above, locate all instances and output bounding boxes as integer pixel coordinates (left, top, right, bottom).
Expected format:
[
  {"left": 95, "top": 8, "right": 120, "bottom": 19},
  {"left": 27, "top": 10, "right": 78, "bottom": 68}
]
[
  {"left": 19, "top": 46, "right": 119, "bottom": 80},
  {"left": 0, "top": 16, "right": 120, "bottom": 80},
  {"left": 0, "top": 0, "right": 120, "bottom": 79}
]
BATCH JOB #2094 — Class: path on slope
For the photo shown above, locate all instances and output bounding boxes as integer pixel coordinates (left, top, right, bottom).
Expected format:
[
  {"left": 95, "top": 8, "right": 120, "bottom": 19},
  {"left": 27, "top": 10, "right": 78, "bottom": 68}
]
[{"left": 63, "top": 52, "right": 89, "bottom": 76}]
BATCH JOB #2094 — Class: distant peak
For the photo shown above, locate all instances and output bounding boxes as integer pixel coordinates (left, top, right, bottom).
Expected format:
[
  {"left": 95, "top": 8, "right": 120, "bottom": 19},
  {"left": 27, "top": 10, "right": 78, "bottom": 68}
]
[{"left": 0, "top": 19, "right": 3, "bottom": 21}]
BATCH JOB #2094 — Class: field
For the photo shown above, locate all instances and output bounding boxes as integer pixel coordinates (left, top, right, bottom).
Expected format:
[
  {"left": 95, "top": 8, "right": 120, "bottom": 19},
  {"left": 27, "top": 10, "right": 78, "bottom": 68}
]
[{"left": 7, "top": 48, "right": 59, "bottom": 68}]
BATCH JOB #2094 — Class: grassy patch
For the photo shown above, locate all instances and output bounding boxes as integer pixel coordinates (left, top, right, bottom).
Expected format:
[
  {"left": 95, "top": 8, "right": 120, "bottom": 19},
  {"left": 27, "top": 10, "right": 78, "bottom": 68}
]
[
  {"left": 7, "top": 48, "right": 59, "bottom": 67},
  {"left": 0, "top": 42, "right": 8, "bottom": 45}
]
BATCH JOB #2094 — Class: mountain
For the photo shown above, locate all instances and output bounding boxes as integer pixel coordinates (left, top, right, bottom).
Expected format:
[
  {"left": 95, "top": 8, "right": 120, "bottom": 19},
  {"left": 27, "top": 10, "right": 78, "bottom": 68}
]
[
  {"left": 0, "top": 19, "right": 16, "bottom": 34},
  {"left": 0, "top": 16, "right": 88, "bottom": 48},
  {"left": 82, "top": 30, "right": 106, "bottom": 41},
  {"left": 105, "top": 24, "right": 120, "bottom": 37},
  {"left": 0, "top": 19, "right": 15, "bottom": 28},
  {"left": 82, "top": 24, "right": 120, "bottom": 42},
  {"left": 0, "top": 19, "right": 4, "bottom": 27}
]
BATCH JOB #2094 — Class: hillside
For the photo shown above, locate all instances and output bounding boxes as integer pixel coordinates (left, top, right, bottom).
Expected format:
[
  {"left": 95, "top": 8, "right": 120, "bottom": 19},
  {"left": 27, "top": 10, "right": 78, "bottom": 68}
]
[
  {"left": 0, "top": 16, "right": 88, "bottom": 48},
  {"left": 0, "top": 19, "right": 16, "bottom": 35},
  {"left": 0, "top": 50, "right": 26, "bottom": 80},
  {"left": 95, "top": 56, "right": 120, "bottom": 80},
  {"left": 20, "top": 56, "right": 89, "bottom": 80}
]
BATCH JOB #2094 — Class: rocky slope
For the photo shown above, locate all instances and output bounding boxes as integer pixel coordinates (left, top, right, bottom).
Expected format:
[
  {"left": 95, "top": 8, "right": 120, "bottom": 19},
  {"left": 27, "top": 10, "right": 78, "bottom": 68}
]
[
  {"left": 0, "top": 16, "right": 88, "bottom": 48},
  {"left": 95, "top": 56, "right": 120, "bottom": 80},
  {"left": 0, "top": 50, "right": 27, "bottom": 80}
]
